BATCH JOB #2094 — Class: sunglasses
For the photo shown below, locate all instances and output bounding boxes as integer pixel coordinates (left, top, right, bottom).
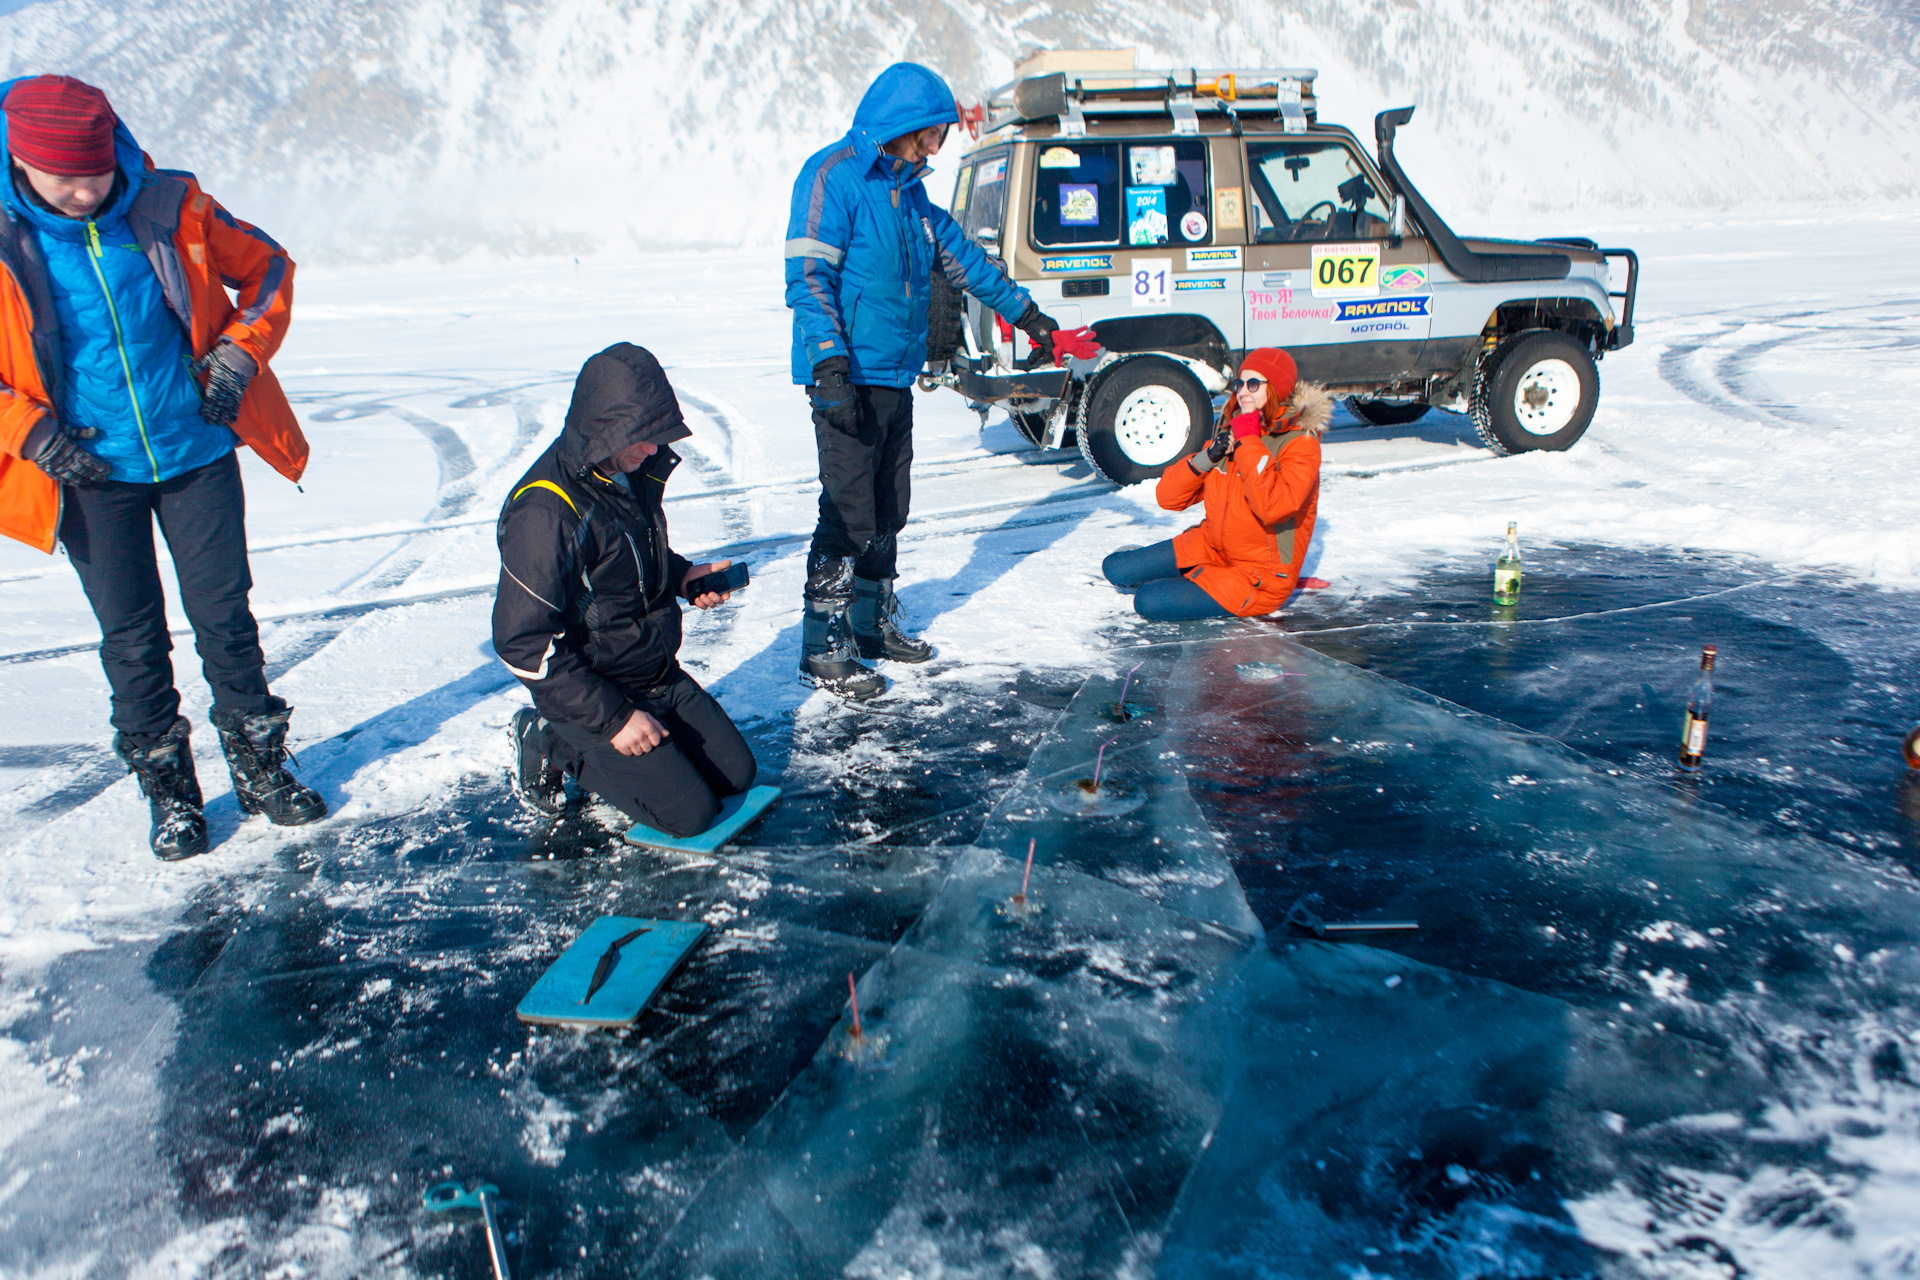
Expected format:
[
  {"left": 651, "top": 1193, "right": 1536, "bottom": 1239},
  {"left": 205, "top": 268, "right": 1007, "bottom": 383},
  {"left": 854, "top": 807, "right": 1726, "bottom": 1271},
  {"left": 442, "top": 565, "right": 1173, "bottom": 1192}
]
[{"left": 1229, "top": 376, "right": 1267, "bottom": 392}]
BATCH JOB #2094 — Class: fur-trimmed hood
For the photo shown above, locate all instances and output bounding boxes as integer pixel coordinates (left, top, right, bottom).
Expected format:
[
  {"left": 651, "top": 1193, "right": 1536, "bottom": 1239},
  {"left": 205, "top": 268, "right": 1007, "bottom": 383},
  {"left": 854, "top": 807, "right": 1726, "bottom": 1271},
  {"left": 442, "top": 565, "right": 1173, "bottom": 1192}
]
[{"left": 1275, "top": 381, "right": 1333, "bottom": 438}]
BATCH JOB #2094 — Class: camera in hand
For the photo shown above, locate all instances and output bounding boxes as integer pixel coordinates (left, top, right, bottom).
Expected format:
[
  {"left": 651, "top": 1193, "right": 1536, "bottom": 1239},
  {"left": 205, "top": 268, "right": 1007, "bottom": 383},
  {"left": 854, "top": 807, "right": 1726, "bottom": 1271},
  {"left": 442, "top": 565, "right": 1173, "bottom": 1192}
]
[{"left": 684, "top": 561, "right": 749, "bottom": 600}]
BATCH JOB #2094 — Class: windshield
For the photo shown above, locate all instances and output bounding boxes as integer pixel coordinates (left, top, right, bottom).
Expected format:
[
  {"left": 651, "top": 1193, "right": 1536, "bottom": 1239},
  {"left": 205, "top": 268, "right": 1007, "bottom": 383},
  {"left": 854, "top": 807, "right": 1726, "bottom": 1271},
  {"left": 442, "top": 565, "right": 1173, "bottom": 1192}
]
[{"left": 1246, "top": 141, "right": 1391, "bottom": 243}]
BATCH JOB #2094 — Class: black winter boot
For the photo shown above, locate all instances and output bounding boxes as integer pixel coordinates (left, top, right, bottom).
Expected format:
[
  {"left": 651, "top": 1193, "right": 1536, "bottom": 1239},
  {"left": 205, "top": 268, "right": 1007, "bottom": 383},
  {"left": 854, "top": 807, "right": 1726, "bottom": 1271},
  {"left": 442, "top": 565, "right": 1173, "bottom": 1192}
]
[
  {"left": 212, "top": 697, "right": 328, "bottom": 826},
  {"left": 851, "top": 576, "right": 933, "bottom": 663},
  {"left": 114, "top": 716, "right": 209, "bottom": 861},
  {"left": 509, "top": 707, "right": 569, "bottom": 815},
  {"left": 799, "top": 552, "right": 885, "bottom": 701}
]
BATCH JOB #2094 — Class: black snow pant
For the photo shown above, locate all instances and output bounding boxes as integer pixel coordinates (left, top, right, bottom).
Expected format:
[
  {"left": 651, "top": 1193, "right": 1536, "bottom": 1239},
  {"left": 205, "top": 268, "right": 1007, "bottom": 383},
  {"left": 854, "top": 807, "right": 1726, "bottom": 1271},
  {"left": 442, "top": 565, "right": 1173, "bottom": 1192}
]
[
  {"left": 809, "top": 384, "right": 914, "bottom": 579},
  {"left": 548, "top": 668, "right": 757, "bottom": 837},
  {"left": 59, "top": 451, "right": 273, "bottom": 742}
]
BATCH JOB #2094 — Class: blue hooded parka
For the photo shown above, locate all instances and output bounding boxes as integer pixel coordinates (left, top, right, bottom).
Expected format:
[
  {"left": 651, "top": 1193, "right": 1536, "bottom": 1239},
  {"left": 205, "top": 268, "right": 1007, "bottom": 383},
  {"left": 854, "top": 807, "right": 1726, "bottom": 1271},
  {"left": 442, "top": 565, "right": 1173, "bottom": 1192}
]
[
  {"left": 0, "top": 81, "right": 230, "bottom": 484},
  {"left": 785, "top": 63, "right": 1032, "bottom": 388}
]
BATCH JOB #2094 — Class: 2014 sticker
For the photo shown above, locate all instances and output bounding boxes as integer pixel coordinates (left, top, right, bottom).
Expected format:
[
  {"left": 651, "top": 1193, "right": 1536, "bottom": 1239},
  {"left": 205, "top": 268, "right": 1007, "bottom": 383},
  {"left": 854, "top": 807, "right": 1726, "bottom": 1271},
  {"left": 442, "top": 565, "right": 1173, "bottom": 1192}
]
[
  {"left": 1127, "top": 186, "right": 1168, "bottom": 245},
  {"left": 1310, "top": 243, "right": 1381, "bottom": 297},
  {"left": 1380, "top": 264, "right": 1428, "bottom": 292}
]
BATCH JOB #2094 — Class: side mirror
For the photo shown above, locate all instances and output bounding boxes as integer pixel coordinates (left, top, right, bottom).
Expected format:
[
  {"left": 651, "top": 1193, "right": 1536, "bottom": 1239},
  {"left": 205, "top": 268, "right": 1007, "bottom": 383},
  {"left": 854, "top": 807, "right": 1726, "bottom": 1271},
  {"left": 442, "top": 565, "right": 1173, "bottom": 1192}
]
[{"left": 1389, "top": 194, "right": 1407, "bottom": 246}]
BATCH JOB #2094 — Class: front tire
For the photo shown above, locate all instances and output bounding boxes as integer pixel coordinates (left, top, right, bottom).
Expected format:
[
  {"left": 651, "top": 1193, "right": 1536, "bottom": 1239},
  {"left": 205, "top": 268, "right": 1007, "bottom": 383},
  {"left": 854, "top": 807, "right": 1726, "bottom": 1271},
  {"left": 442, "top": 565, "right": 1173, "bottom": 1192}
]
[
  {"left": 1470, "top": 330, "right": 1599, "bottom": 454},
  {"left": 1077, "top": 357, "right": 1212, "bottom": 486}
]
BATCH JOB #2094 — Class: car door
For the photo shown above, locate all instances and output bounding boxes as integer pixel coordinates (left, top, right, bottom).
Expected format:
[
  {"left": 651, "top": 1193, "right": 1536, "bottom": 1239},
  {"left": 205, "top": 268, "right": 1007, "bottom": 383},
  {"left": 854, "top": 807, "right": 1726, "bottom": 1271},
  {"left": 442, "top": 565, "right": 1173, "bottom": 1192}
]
[{"left": 1240, "top": 137, "right": 1432, "bottom": 385}]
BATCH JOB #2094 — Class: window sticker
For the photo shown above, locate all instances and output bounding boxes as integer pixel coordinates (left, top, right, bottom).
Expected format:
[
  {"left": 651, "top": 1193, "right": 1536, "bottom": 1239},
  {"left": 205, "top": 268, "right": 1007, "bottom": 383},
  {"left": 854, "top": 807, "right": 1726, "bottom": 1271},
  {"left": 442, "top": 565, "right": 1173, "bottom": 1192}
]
[
  {"left": 976, "top": 156, "right": 1007, "bottom": 184},
  {"left": 951, "top": 166, "right": 973, "bottom": 216},
  {"left": 1180, "top": 210, "right": 1208, "bottom": 241},
  {"left": 1060, "top": 184, "right": 1100, "bottom": 226},
  {"left": 1131, "top": 258, "right": 1172, "bottom": 308},
  {"left": 1127, "top": 186, "right": 1168, "bottom": 246},
  {"left": 1038, "top": 146, "right": 1080, "bottom": 169},
  {"left": 1214, "top": 186, "right": 1244, "bottom": 231},
  {"left": 1129, "top": 145, "right": 1177, "bottom": 186}
]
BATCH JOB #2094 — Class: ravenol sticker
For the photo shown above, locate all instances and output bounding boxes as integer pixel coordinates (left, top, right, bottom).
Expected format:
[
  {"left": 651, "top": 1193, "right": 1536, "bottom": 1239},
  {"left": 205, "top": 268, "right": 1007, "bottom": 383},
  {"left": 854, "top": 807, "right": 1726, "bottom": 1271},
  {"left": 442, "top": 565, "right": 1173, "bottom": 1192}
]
[
  {"left": 1334, "top": 296, "right": 1431, "bottom": 322},
  {"left": 1174, "top": 277, "right": 1227, "bottom": 292},
  {"left": 1187, "top": 246, "right": 1241, "bottom": 268},
  {"left": 1380, "top": 264, "right": 1428, "bottom": 292},
  {"left": 1040, "top": 254, "right": 1114, "bottom": 273}
]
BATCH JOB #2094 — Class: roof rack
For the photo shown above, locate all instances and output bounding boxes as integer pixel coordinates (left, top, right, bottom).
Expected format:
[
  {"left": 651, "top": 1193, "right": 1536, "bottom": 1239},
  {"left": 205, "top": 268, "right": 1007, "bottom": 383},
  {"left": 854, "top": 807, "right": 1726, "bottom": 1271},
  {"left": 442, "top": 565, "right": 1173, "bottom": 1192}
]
[{"left": 979, "top": 67, "right": 1318, "bottom": 138}]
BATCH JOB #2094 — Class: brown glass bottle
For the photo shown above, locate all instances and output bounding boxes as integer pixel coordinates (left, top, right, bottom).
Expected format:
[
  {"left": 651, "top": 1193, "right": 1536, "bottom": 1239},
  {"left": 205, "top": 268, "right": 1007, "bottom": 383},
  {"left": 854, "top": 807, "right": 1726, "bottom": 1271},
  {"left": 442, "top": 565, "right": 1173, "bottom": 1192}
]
[
  {"left": 1678, "top": 645, "right": 1717, "bottom": 770},
  {"left": 1904, "top": 726, "right": 1920, "bottom": 770}
]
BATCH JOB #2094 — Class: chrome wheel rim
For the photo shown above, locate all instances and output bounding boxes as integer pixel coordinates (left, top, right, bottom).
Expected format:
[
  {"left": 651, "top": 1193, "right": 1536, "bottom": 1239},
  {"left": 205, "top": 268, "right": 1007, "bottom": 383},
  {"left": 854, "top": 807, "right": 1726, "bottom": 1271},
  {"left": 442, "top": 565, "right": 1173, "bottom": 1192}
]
[
  {"left": 1512, "top": 358, "right": 1581, "bottom": 435},
  {"left": 1112, "top": 385, "right": 1192, "bottom": 465}
]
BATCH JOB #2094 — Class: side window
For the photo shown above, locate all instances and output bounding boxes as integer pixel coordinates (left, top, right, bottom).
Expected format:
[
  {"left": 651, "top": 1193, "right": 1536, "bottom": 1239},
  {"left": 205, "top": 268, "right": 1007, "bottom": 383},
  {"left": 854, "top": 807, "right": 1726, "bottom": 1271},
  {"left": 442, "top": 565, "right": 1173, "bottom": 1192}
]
[
  {"left": 963, "top": 152, "right": 1009, "bottom": 241},
  {"left": 1030, "top": 142, "right": 1121, "bottom": 247},
  {"left": 1245, "top": 141, "right": 1391, "bottom": 243},
  {"left": 1122, "top": 140, "right": 1211, "bottom": 247}
]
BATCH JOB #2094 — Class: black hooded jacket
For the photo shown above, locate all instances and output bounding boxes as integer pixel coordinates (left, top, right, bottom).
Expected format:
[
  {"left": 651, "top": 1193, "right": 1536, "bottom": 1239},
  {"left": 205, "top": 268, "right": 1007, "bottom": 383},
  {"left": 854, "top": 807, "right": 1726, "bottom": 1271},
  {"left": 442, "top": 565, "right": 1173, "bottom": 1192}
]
[{"left": 492, "top": 344, "right": 698, "bottom": 737}]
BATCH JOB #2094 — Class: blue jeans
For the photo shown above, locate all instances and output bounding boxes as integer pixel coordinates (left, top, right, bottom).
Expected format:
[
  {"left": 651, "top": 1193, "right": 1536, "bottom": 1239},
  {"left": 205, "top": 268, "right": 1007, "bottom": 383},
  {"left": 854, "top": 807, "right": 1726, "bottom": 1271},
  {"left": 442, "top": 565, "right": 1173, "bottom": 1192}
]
[{"left": 1102, "top": 540, "right": 1231, "bottom": 621}]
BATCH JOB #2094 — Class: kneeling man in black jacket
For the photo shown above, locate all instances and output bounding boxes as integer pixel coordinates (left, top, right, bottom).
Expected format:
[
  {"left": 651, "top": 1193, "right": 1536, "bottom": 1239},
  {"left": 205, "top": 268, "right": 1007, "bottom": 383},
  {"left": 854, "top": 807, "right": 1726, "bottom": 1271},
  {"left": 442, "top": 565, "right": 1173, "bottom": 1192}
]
[{"left": 492, "top": 343, "right": 756, "bottom": 836}]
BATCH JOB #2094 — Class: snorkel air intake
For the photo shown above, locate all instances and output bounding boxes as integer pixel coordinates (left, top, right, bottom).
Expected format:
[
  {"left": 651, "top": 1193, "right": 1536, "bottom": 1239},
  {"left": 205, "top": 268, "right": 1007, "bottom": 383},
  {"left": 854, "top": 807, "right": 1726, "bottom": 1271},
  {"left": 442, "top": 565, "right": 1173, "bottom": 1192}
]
[{"left": 1374, "top": 106, "right": 1571, "bottom": 284}]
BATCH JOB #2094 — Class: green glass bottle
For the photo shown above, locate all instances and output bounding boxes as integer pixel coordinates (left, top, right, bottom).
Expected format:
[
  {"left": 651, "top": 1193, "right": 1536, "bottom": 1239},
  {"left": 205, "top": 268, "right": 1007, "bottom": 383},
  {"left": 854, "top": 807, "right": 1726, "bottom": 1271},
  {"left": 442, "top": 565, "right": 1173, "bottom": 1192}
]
[{"left": 1493, "top": 522, "right": 1522, "bottom": 604}]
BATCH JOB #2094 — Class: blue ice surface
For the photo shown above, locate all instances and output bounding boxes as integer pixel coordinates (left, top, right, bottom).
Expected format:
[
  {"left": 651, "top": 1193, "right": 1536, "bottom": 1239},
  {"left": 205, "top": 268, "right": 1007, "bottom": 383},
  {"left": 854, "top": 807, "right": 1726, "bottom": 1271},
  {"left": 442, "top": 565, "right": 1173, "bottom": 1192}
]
[
  {"left": 10, "top": 556, "right": 1920, "bottom": 1277},
  {"left": 623, "top": 784, "right": 783, "bottom": 853}
]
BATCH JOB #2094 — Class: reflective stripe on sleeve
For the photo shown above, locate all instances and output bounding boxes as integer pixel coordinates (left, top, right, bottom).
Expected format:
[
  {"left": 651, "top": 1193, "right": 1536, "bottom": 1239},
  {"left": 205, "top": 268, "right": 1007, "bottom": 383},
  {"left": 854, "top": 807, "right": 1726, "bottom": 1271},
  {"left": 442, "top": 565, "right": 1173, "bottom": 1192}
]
[{"left": 785, "top": 237, "right": 845, "bottom": 265}]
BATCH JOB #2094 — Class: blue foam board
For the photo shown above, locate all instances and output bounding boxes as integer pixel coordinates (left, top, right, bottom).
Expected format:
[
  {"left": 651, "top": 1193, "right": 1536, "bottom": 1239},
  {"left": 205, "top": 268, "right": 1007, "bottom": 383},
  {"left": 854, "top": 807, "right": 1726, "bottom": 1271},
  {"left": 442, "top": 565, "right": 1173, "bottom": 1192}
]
[
  {"left": 623, "top": 784, "right": 782, "bottom": 854},
  {"left": 515, "top": 916, "right": 708, "bottom": 1028}
]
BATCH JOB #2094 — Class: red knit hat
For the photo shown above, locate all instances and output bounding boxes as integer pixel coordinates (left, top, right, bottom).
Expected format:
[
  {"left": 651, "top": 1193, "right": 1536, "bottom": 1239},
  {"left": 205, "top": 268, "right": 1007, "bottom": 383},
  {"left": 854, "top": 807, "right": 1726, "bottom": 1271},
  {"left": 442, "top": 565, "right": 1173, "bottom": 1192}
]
[
  {"left": 1238, "top": 347, "right": 1298, "bottom": 403},
  {"left": 5, "top": 76, "right": 117, "bottom": 177}
]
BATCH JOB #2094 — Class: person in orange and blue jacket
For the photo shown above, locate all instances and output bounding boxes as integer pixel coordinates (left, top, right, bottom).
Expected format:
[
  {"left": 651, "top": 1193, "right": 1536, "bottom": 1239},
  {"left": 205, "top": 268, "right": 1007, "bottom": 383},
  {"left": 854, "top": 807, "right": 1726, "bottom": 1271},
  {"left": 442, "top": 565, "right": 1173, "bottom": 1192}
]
[
  {"left": 1103, "top": 347, "right": 1331, "bottom": 619},
  {"left": 0, "top": 75, "right": 324, "bottom": 860}
]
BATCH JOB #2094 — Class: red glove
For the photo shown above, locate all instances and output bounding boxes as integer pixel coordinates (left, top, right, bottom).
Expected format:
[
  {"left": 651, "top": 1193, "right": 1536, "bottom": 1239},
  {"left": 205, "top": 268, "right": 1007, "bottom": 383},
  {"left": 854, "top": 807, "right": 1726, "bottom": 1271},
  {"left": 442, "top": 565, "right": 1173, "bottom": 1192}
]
[
  {"left": 1050, "top": 326, "right": 1102, "bottom": 364},
  {"left": 1230, "top": 411, "right": 1264, "bottom": 441}
]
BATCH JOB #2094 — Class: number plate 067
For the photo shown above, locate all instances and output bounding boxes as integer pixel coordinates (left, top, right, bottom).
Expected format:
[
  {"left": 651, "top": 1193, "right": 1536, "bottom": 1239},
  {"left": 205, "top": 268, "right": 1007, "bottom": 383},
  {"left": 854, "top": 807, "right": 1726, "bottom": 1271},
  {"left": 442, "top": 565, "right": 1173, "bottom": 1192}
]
[{"left": 1310, "top": 243, "right": 1381, "bottom": 298}]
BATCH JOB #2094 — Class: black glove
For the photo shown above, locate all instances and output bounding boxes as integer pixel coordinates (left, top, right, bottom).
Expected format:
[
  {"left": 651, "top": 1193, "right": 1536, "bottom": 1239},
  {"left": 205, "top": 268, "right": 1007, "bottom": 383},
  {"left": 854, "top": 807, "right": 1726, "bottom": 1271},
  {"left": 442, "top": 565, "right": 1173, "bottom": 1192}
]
[
  {"left": 192, "top": 341, "right": 256, "bottom": 428},
  {"left": 29, "top": 422, "right": 110, "bottom": 486},
  {"left": 808, "top": 355, "right": 860, "bottom": 435},
  {"left": 1016, "top": 302, "right": 1058, "bottom": 366},
  {"left": 1205, "top": 422, "right": 1234, "bottom": 464}
]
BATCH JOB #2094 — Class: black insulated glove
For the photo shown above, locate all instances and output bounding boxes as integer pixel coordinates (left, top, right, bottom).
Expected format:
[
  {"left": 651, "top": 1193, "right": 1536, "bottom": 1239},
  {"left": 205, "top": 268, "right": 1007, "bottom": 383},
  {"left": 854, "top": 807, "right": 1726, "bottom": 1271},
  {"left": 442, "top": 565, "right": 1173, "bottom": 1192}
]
[
  {"left": 193, "top": 341, "right": 255, "bottom": 428},
  {"left": 30, "top": 423, "right": 110, "bottom": 486},
  {"left": 809, "top": 355, "right": 860, "bottom": 435},
  {"left": 1206, "top": 422, "right": 1234, "bottom": 464},
  {"left": 1016, "top": 302, "right": 1058, "bottom": 365}
]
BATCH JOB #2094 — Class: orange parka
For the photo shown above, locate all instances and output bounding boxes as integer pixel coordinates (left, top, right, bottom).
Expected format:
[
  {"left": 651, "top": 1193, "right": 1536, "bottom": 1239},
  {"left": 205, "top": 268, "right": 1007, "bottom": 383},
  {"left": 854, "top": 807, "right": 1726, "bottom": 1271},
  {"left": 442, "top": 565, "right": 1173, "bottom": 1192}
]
[
  {"left": 1156, "top": 382, "right": 1331, "bottom": 617},
  {"left": 0, "top": 160, "right": 307, "bottom": 552}
]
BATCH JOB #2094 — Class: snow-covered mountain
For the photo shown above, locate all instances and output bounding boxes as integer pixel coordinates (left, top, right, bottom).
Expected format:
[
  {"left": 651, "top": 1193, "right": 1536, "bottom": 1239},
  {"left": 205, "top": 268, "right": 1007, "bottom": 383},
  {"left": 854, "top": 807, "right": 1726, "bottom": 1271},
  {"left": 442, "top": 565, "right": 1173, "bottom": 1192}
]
[{"left": 1, "top": 0, "right": 1915, "bottom": 262}]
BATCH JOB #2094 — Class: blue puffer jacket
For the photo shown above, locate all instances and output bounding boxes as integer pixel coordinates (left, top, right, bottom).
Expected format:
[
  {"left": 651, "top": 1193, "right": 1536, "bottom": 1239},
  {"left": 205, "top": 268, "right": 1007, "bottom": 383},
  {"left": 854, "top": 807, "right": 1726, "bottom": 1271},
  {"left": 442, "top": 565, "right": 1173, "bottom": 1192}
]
[
  {"left": 785, "top": 63, "right": 1032, "bottom": 388},
  {"left": 0, "top": 90, "right": 231, "bottom": 484}
]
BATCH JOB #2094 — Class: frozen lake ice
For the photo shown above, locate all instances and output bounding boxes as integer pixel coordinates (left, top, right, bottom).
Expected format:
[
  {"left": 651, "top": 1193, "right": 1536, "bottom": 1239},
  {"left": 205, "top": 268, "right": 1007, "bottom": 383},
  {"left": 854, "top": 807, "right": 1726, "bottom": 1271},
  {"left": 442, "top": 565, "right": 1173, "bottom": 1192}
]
[{"left": 0, "top": 209, "right": 1917, "bottom": 1277}]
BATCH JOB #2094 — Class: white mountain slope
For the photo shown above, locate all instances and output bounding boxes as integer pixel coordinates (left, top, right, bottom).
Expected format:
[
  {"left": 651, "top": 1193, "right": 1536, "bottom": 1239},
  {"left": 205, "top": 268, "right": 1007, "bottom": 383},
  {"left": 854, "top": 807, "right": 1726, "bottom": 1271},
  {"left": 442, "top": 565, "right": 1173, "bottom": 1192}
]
[{"left": 0, "top": 0, "right": 1915, "bottom": 260}]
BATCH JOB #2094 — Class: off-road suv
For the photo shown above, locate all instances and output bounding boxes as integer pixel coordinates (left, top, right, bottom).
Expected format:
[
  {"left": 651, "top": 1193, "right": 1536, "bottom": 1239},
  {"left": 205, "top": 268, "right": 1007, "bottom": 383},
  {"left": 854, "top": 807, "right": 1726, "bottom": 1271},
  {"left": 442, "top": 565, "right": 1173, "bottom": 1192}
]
[{"left": 921, "top": 58, "right": 1639, "bottom": 485}]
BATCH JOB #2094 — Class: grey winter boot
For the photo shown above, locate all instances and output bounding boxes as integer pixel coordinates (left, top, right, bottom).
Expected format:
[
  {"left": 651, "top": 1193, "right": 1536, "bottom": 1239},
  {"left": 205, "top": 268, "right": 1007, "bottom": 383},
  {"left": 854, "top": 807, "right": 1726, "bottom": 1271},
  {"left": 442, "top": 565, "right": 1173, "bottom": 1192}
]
[
  {"left": 114, "top": 716, "right": 209, "bottom": 861},
  {"left": 799, "top": 552, "right": 885, "bottom": 701},
  {"left": 851, "top": 576, "right": 933, "bottom": 663},
  {"left": 509, "top": 707, "right": 569, "bottom": 815},
  {"left": 211, "top": 696, "right": 328, "bottom": 827}
]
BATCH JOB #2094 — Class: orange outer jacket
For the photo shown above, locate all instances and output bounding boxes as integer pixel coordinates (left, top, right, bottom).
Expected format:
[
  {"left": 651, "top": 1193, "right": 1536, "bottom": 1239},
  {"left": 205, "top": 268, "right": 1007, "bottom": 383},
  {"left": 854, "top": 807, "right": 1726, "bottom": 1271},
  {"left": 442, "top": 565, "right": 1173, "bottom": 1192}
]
[
  {"left": 1156, "top": 428, "right": 1323, "bottom": 617},
  {"left": 0, "top": 161, "right": 307, "bottom": 552}
]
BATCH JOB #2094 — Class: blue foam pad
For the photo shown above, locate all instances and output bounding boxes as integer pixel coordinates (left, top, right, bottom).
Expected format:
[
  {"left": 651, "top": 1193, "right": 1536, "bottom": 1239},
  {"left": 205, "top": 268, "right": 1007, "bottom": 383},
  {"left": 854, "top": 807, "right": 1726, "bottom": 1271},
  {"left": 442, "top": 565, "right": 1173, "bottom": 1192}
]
[
  {"left": 516, "top": 916, "right": 708, "bottom": 1028},
  {"left": 623, "top": 784, "right": 782, "bottom": 854}
]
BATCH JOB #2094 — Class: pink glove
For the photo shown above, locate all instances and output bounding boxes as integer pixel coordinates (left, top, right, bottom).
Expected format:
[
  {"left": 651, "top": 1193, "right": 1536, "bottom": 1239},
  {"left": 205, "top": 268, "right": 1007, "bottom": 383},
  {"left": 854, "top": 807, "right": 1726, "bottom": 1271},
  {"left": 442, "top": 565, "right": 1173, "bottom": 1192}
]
[
  {"left": 1230, "top": 412, "right": 1264, "bottom": 441},
  {"left": 1050, "top": 326, "right": 1102, "bottom": 364}
]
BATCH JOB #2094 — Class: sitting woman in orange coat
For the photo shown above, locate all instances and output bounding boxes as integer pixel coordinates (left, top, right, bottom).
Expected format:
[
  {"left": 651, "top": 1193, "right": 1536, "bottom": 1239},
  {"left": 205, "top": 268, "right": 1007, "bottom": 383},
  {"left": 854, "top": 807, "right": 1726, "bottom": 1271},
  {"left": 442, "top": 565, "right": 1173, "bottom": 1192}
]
[{"left": 1102, "top": 347, "right": 1330, "bottom": 619}]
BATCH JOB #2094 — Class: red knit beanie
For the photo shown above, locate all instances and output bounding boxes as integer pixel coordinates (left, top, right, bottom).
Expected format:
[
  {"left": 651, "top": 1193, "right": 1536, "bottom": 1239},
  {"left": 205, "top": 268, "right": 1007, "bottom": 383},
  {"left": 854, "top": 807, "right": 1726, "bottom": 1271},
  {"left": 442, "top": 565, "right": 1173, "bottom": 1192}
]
[
  {"left": 1238, "top": 348, "right": 1298, "bottom": 403},
  {"left": 5, "top": 76, "right": 117, "bottom": 177}
]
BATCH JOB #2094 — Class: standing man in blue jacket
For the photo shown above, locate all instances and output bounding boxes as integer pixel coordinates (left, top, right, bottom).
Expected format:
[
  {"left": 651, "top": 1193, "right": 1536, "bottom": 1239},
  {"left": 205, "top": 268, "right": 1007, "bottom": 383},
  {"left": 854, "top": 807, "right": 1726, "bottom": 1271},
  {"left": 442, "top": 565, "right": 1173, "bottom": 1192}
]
[{"left": 786, "top": 62, "right": 1061, "bottom": 700}]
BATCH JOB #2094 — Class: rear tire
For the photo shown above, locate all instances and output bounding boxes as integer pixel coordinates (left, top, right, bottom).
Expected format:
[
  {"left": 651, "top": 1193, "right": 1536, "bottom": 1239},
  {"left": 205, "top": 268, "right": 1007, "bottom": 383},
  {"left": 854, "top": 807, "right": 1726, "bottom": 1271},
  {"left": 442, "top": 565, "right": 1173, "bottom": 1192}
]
[
  {"left": 1347, "top": 397, "right": 1429, "bottom": 426},
  {"left": 1470, "top": 330, "right": 1598, "bottom": 455},
  {"left": 1077, "top": 357, "right": 1212, "bottom": 486}
]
